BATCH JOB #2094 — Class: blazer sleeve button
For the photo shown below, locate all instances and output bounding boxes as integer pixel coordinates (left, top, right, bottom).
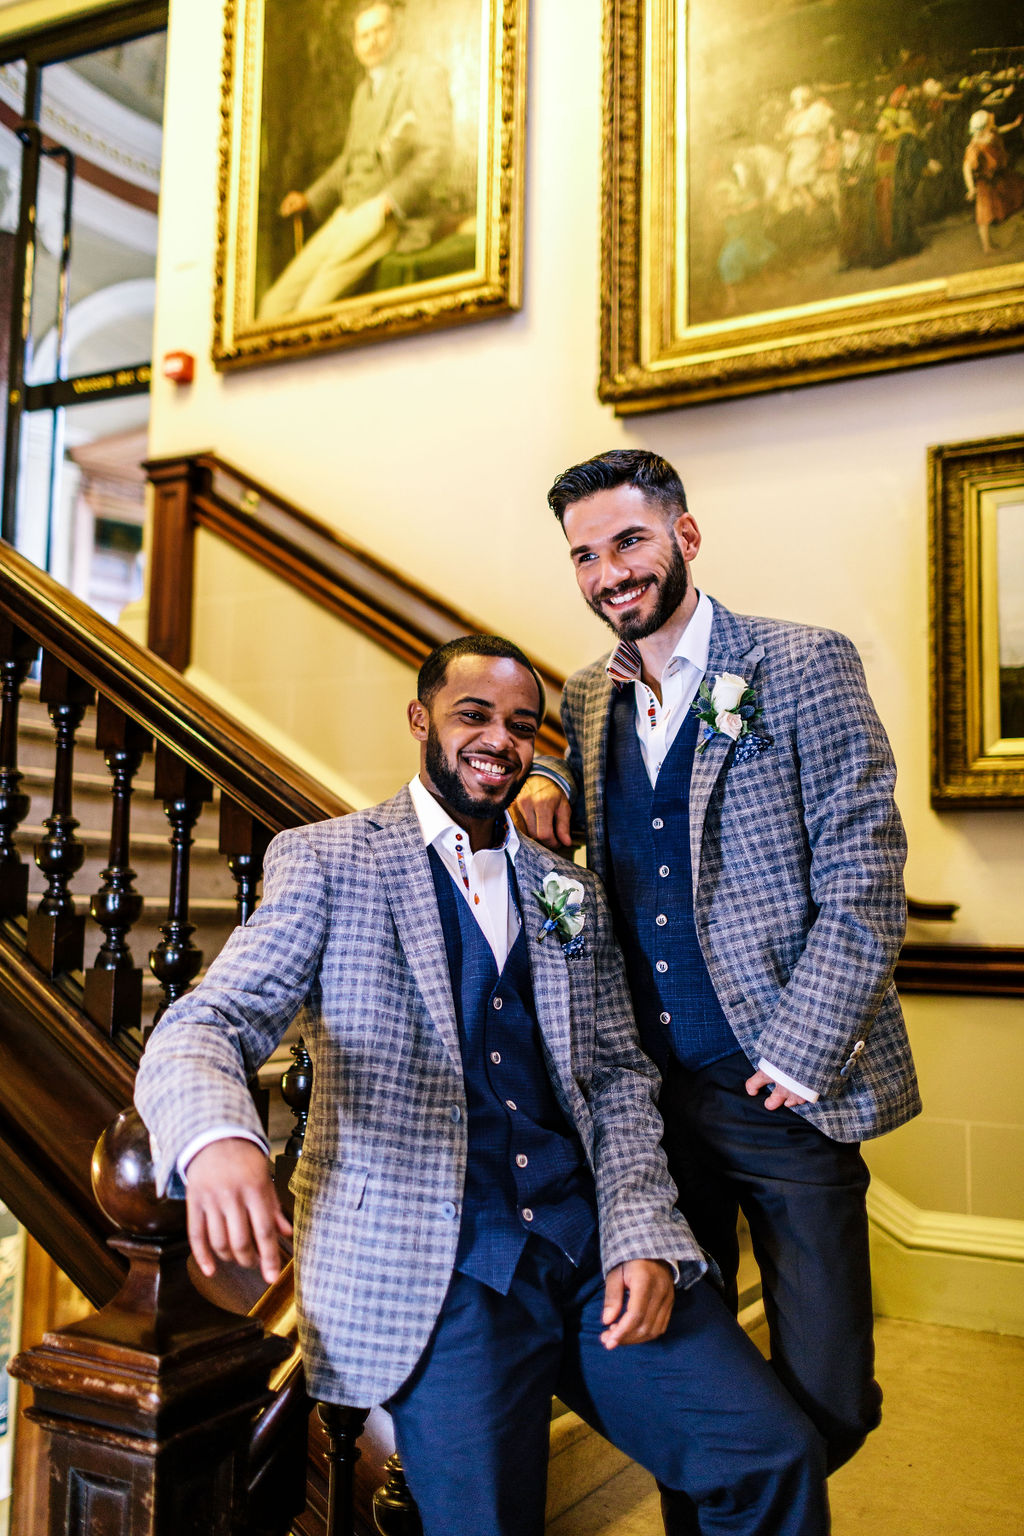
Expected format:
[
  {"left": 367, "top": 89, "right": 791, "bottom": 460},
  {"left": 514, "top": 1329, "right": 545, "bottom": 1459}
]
[{"left": 441, "top": 1201, "right": 457, "bottom": 1220}]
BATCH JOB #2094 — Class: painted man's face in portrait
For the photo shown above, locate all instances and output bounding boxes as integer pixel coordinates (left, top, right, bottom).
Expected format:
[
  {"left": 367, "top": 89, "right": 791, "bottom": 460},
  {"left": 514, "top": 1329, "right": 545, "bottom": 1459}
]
[{"left": 352, "top": 4, "right": 397, "bottom": 71}]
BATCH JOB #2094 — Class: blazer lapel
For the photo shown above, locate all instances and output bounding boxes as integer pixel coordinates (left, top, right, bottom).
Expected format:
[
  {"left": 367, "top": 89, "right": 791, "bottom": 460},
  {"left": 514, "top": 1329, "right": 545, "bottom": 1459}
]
[
  {"left": 688, "top": 604, "right": 765, "bottom": 883},
  {"left": 582, "top": 667, "right": 615, "bottom": 879},
  {"left": 368, "top": 798, "right": 462, "bottom": 1073},
  {"left": 515, "top": 840, "right": 574, "bottom": 1090}
]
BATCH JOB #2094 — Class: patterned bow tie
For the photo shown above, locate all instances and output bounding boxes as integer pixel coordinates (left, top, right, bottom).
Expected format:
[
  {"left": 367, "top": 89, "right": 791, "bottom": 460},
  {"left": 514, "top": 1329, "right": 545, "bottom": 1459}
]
[{"left": 605, "top": 638, "right": 643, "bottom": 689}]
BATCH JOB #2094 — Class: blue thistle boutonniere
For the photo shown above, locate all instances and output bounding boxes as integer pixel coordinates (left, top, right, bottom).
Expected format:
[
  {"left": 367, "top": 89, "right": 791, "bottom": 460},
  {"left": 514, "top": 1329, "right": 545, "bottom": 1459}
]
[
  {"left": 691, "top": 672, "right": 762, "bottom": 754},
  {"left": 534, "top": 871, "right": 586, "bottom": 958}
]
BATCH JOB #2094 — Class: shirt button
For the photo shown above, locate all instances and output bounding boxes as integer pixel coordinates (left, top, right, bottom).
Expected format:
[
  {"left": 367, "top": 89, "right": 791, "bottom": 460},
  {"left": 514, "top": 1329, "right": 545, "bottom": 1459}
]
[
  {"left": 490, "top": 1051, "right": 501, "bottom": 1064},
  {"left": 515, "top": 1154, "right": 528, "bottom": 1168},
  {"left": 656, "top": 960, "right": 668, "bottom": 974},
  {"left": 506, "top": 1099, "right": 517, "bottom": 1112},
  {"left": 656, "top": 914, "right": 668, "bottom": 927},
  {"left": 493, "top": 997, "right": 503, "bottom": 1011},
  {"left": 652, "top": 817, "right": 664, "bottom": 830},
  {"left": 660, "top": 1011, "right": 671, "bottom": 1025},
  {"left": 522, "top": 1208, "right": 534, "bottom": 1222},
  {"left": 659, "top": 865, "right": 670, "bottom": 877},
  {"left": 449, "top": 1105, "right": 462, "bottom": 1123},
  {"left": 441, "top": 1202, "right": 457, "bottom": 1220}
]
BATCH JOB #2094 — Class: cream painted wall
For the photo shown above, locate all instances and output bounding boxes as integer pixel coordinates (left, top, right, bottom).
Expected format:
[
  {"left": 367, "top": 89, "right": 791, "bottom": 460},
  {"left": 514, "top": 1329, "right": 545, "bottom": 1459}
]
[{"left": 3, "top": 0, "right": 1023, "bottom": 1279}]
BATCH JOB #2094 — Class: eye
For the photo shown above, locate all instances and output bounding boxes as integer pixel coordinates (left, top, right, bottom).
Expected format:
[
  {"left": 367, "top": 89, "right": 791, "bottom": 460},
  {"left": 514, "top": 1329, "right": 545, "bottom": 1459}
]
[
  {"left": 459, "top": 710, "right": 484, "bottom": 722},
  {"left": 511, "top": 722, "right": 537, "bottom": 738},
  {"left": 574, "top": 551, "right": 595, "bottom": 565},
  {"left": 619, "top": 535, "right": 642, "bottom": 550}
]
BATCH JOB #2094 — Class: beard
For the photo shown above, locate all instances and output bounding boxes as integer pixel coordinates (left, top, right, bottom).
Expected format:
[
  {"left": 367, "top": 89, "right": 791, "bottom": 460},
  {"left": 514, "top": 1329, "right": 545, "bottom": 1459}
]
[
  {"left": 589, "top": 543, "right": 689, "bottom": 641},
  {"left": 424, "top": 726, "right": 525, "bottom": 825}
]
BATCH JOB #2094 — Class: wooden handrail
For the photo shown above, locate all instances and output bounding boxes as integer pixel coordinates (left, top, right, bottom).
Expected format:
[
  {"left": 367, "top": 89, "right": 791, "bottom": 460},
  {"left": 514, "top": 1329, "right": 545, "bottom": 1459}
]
[
  {"left": 145, "top": 451, "right": 568, "bottom": 754},
  {"left": 1, "top": 541, "right": 349, "bottom": 831}
]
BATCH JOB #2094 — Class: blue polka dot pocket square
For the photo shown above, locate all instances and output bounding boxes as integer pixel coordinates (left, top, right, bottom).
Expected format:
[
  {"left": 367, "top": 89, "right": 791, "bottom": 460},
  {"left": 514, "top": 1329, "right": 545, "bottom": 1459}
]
[{"left": 732, "top": 732, "right": 774, "bottom": 766}]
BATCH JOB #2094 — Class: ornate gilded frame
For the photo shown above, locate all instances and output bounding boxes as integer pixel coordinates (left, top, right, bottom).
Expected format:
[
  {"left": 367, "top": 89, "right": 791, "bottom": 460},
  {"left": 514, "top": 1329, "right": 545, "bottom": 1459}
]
[
  {"left": 930, "top": 434, "right": 1024, "bottom": 808},
  {"left": 600, "top": 0, "right": 1024, "bottom": 413},
  {"left": 212, "top": 0, "right": 527, "bottom": 370}
]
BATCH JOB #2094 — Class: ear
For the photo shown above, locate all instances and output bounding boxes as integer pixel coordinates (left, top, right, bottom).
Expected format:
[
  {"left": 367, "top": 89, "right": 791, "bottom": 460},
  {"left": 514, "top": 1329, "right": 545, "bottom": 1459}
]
[
  {"left": 408, "top": 698, "right": 429, "bottom": 741},
  {"left": 672, "top": 510, "right": 701, "bottom": 564}
]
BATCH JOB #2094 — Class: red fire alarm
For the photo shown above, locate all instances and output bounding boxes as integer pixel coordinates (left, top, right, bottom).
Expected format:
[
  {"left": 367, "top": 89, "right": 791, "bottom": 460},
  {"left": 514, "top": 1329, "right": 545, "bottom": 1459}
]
[{"left": 162, "top": 350, "right": 195, "bottom": 385}]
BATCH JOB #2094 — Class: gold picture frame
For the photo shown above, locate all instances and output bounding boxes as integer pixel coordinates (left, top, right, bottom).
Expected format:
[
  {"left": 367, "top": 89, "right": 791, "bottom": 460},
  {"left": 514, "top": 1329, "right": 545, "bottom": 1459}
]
[
  {"left": 600, "top": 0, "right": 1024, "bottom": 413},
  {"left": 213, "top": 0, "right": 527, "bottom": 370},
  {"left": 930, "top": 433, "right": 1024, "bottom": 808}
]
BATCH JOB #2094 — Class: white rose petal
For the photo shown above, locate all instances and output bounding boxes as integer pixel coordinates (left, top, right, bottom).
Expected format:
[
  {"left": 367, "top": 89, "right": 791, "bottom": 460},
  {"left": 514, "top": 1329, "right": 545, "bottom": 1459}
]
[
  {"left": 711, "top": 672, "right": 747, "bottom": 712},
  {"left": 562, "top": 910, "right": 585, "bottom": 937},
  {"left": 716, "top": 710, "right": 743, "bottom": 741}
]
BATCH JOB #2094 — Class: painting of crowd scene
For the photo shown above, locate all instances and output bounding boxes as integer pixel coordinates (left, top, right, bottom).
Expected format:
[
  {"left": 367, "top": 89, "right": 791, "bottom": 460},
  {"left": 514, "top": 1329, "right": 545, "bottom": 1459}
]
[{"left": 685, "top": 0, "right": 1024, "bottom": 324}]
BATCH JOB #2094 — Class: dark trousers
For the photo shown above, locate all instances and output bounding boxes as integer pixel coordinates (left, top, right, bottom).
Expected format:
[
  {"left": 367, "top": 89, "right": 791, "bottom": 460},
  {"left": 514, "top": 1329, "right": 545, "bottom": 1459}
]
[
  {"left": 386, "top": 1234, "right": 828, "bottom": 1536},
  {"left": 657, "top": 1052, "right": 881, "bottom": 1535}
]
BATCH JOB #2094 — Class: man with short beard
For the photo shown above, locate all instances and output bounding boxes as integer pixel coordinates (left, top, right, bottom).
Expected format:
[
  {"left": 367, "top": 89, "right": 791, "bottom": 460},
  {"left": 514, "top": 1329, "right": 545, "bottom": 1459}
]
[
  {"left": 136, "top": 634, "right": 827, "bottom": 1536},
  {"left": 515, "top": 449, "right": 920, "bottom": 1535}
]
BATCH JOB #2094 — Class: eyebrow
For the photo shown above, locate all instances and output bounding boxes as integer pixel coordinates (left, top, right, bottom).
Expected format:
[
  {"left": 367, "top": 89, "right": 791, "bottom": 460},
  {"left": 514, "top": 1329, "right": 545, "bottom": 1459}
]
[
  {"left": 568, "top": 524, "right": 649, "bottom": 558},
  {"left": 452, "top": 694, "right": 541, "bottom": 720}
]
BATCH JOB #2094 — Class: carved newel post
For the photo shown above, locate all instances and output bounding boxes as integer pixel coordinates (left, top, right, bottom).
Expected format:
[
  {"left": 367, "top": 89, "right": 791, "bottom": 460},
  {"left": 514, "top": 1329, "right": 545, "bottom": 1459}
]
[{"left": 9, "top": 1108, "right": 291, "bottom": 1536}]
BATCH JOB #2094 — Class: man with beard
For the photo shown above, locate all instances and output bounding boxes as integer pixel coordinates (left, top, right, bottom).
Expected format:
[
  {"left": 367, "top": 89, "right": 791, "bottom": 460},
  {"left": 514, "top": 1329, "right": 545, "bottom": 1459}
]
[
  {"left": 135, "top": 635, "right": 827, "bottom": 1536},
  {"left": 514, "top": 451, "right": 920, "bottom": 1536}
]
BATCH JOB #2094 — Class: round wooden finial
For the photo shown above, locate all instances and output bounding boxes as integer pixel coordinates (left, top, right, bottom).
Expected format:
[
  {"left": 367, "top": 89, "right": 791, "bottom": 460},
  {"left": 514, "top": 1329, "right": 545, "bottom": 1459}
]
[{"left": 91, "top": 1108, "right": 188, "bottom": 1238}]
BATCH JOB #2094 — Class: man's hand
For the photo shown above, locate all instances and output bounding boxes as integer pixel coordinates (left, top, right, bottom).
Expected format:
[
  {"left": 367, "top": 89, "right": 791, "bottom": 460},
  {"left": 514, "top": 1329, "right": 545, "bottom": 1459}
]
[
  {"left": 185, "top": 1138, "right": 292, "bottom": 1285},
  {"left": 510, "top": 776, "right": 574, "bottom": 850},
  {"left": 745, "top": 1068, "right": 807, "bottom": 1111},
  {"left": 600, "top": 1259, "right": 674, "bottom": 1349},
  {"left": 279, "top": 190, "right": 309, "bottom": 218}
]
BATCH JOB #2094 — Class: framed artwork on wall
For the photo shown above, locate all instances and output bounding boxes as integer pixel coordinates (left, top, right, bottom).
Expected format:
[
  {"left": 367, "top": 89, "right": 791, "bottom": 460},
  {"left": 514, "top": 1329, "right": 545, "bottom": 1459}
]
[
  {"left": 213, "top": 0, "right": 527, "bottom": 370},
  {"left": 930, "top": 433, "right": 1024, "bottom": 808},
  {"left": 600, "top": 0, "right": 1024, "bottom": 413}
]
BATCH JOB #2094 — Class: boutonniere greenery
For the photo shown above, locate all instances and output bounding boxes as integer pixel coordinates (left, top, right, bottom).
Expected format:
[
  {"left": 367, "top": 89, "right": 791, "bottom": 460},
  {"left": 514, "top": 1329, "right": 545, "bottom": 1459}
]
[
  {"left": 534, "top": 871, "right": 586, "bottom": 957},
  {"left": 691, "top": 672, "right": 762, "bottom": 754}
]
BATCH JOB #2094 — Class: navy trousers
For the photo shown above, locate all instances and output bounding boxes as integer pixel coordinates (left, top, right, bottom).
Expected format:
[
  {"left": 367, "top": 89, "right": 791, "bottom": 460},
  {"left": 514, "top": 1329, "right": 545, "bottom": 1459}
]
[
  {"left": 386, "top": 1234, "right": 828, "bottom": 1536},
  {"left": 659, "top": 1052, "right": 882, "bottom": 1483}
]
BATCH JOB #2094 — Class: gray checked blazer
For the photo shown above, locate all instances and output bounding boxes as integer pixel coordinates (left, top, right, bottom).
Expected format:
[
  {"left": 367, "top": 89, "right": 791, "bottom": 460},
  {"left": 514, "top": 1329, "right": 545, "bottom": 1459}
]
[
  {"left": 134, "top": 788, "right": 698, "bottom": 1408},
  {"left": 544, "top": 600, "right": 921, "bottom": 1144}
]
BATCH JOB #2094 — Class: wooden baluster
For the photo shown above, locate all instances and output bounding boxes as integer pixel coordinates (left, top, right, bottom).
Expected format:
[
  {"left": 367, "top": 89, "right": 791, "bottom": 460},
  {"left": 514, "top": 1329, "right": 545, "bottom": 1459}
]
[
  {"left": 318, "top": 1403, "right": 371, "bottom": 1536},
  {"left": 219, "top": 793, "right": 273, "bottom": 926},
  {"left": 9, "top": 1107, "right": 291, "bottom": 1536},
  {"left": 0, "top": 620, "right": 39, "bottom": 918},
  {"left": 373, "top": 1453, "right": 424, "bottom": 1536},
  {"left": 26, "top": 654, "right": 95, "bottom": 976},
  {"left": 83, "top": 698, "right": 154, "bottom": 1038},
  {"left": 148, "top": 743, "right": 212, "bottom": 1032},
  {"left": 274, "top": 1039, "right": 313, "bottom": 1218}
]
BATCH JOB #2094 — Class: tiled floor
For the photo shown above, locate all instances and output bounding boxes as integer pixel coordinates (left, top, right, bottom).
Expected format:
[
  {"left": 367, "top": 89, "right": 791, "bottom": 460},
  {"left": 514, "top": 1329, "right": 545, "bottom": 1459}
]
[{"left": 547, "top": 1317, "right": 1024, "bottom": 1535}]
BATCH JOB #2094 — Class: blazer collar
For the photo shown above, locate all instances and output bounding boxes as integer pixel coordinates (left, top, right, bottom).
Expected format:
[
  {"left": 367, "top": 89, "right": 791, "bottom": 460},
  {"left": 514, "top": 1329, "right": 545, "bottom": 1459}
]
[
  {"left": 513, "top": 837, "right": 574, "bottom": 1081},
  {"left": 689, "top": 600, "right": 766, "bottom": 862},
  {"left": 367, "top": 789, "right": 462, "bottom": 1072}
]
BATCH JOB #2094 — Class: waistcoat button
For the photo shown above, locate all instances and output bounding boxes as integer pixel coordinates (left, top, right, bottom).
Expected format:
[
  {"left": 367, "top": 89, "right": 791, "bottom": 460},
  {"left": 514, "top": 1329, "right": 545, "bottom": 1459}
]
[
  {"left": 660, "top": 1011, "right": 671, "bottom": 1025},
  {"left": 506, "top": 1099, "right": 517, "bottom": 1112},
  {"left": 656, "top": 960, "right": 668, "bottom": 974},
  {"left": 652, "top": 817, "right": 664, "bottom": 829},
  {"left": 656, "top": 914, "right": 668, "bottom": 926},
  {"left": 515, "top": 1154, "right": 528, "bottom": 1168},
  {"left": 493, "top": 997, "right": 503, "bottom": 1010},
  {"left": 490, "top": 1051, "right": 501, "bottom": 1064},
  {"left": 659, "top": 865, "right": 670, "bottom": 877},
  {"left": 522, "top": 1208, "right": 534, "bottom": 1222}
]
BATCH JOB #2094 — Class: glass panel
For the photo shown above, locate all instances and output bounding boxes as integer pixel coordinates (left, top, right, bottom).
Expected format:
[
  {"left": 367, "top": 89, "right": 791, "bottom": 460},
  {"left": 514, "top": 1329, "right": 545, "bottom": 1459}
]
[
  {"left": 15, "top": 395, "right": 148, "bottom": 618},
  {"left": 0, "top": 62, "right": 27, "bottom": 502},
  {"left": 27, "top": 34, "right": 164, "bottom": 383}
]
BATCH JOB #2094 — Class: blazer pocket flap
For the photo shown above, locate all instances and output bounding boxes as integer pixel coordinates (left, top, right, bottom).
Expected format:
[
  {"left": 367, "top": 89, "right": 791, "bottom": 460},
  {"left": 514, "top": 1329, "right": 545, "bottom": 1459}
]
[{"left": 289, "top": 1156, "right": 369, "bottom": 1210}]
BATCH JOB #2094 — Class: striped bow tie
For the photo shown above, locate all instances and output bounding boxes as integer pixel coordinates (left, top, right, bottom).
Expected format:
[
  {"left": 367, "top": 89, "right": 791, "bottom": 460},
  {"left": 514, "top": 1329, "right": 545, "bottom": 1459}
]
[{"left": 605, "top": 639, "right": 643, "bottom": 689}]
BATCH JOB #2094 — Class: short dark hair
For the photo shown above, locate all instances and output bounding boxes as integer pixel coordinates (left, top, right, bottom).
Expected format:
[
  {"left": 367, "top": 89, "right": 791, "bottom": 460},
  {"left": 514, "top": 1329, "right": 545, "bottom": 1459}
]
[
  {"left": 547, "top": 449, "right": 688, "bottom": 525},
  {"left": 417, "top": 635, "right": 545, "bottom": 715}
]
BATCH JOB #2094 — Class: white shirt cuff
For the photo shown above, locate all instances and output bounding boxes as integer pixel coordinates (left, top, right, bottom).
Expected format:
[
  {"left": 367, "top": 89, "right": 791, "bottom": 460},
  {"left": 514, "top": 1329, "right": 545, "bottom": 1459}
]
[
  {"left": 177, "top": 1126, "right": 269, "bottom": 1184},
  {"left": 757, "top": 1059, "right": 819, "bottom": 1103}
]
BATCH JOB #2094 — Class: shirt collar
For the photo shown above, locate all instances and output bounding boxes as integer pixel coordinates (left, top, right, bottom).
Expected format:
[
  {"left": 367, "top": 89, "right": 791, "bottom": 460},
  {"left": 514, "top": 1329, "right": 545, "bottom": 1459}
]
[
  {"left": 408, "top": 774, "right": 520, "bottom": 860},
  {"left": 605, "top": 590, "right": 714, "bottom": 688}
]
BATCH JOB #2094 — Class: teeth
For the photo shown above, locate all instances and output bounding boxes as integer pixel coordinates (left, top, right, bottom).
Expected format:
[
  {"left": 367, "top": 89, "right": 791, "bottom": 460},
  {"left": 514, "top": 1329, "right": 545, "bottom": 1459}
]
[
  {"left": 608, "top": 584, "right": 648, "bottom": 606},
  {"left": 467, "top": 757, "right": 509, "bottom": 776}
]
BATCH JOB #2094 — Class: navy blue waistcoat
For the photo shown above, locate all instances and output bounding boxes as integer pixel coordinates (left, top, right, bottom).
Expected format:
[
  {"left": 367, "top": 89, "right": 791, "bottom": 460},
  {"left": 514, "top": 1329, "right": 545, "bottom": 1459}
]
[
  {"left": 428, "top": 849, "right": 597, "bottom": 1295},
  {"left": 604, "top": 686, "right": 737, "bottom": 1073}
]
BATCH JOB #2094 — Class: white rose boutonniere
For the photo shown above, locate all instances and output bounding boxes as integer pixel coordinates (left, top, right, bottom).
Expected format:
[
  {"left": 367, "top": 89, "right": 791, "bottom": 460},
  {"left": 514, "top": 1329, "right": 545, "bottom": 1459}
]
[
  {"left": 534, "top": 871, "right": 586, "bottom": 957},
  {"left": 691, "top": 672, "right": 763, "bottom": 754}
]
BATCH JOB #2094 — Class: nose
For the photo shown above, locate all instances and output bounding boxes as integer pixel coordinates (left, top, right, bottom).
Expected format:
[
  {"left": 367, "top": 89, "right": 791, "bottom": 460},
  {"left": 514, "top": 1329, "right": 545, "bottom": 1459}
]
[{"left": 595, "top": 550, "right": 630, "bottom": 591}]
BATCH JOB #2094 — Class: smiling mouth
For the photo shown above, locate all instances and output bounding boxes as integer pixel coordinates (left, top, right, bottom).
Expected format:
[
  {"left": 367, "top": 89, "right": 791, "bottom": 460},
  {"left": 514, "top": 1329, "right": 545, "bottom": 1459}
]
[
  {"left": 604, "top": 580, "right": 653, "bottom": 609},
  {"left": 463, "top": 755, "right": 514, "bottom": 786}
]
